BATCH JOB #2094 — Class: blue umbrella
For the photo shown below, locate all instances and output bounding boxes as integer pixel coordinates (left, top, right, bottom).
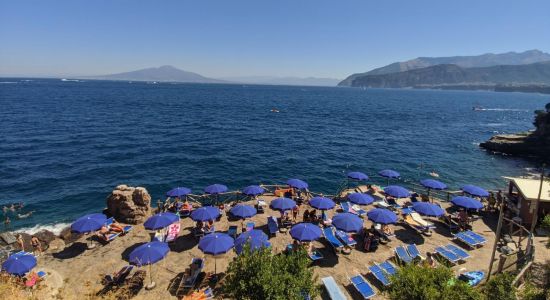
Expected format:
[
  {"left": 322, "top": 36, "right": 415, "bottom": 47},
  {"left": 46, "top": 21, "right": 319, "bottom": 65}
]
[
  {"left": 332, "top": 213, "right": 364, "bottom": 233},
  {"left": 71, "top": 213, "right": 107, "bottom": 233},
  {"left": 234, "top": 229, "right": 270, "bottom": 254},
  {"left": 420, "top": 179, "right": 447, "bottom": 190},
  {"left": 287, "top": 178, "right": 308, "bottom": 189},
  {"left": 412, "top": 202, "right": 445, "bottom": 217},
  {"left": 190, "top": 206, "right": 220, "bottom": 221},
  {"left": 242, "top": 185, "right": 265, "bottom": 196},
  {"left": 230, "top": 204, "right": 257, "bottom": 219},
  {"left": 199, "top": 232, "right": 234, "bottom": 255},
  {"left": 204, "top": 184, "right": 228, "bottom": 194},
  {"left": 290, "top": 223, "right": 322, "bottom": 241},
  {"left": 129, "top": 241, "right": 170, "bottom": 266},
  {"left": 347, "top": 171, "right": 369, "bottom": 181},
  {"left": 367, "top": 208, "right": 398, "bottom": 224},
  {"left": 270, "top": 197, "right": 297, "bottom": 211},
  {"left": 384, "top": 185, "right": 410, "bottom": 198},
  {"left": 347, "top": 193, "right": 374, "bottom": 205},
  {"left": 166, "top": 187, "right": 191, "bottom": 197},
  {"left": 309, "top": 197, "right": 335, "bottom": 210},
  {"left": 2, "top": 252, "right": 37, "bottom": 275},
  {"left": 451, "top": 196, "right": 484, "bottom": 210},
  {"left": 378, "top": 169, "right": 400, "bottom": 178},
  {"left": 462, "top": 185, "right": 489, "bottom": 198},
  {"left": 144, "top": 212, "right": 179, "bottom": 230}
]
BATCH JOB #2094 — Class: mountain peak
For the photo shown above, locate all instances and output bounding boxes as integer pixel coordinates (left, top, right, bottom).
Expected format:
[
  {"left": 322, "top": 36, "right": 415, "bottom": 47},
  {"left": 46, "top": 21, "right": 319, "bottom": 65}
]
[{"left": 86, "top": 65, "right": 225, "bottom": 84}]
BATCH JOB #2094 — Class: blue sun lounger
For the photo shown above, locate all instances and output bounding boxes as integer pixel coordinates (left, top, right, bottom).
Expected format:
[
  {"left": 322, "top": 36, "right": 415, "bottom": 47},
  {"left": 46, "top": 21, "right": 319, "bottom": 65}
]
[
  {"left": 321, "top": 276, "right": 347, "bottom": 300},
  {"left": 323, "top": 227, "right": 344, "bottom": 253},
  {"left": 454, "top": 232, "right": 480, "bottom": 248},
  {"left": 406, "top": 244, "right": 424, "bottom": 260},
  {"left": 227, "top": 225, "right": 238, "bottom": 238},
  {"left": 395, "top": 246, "right": 413, "bottom": 264},
  {"left": 267, "top": 216, "right": 279, "bottom": 236},
  {"left": 335, "top": 229, "right": 357, "bottom": 247},
  {"left": 445, "top": 244, "right": 470, "bottom": 261},
  {"left": 369, "top": 264, "right": 391, "bottom": 287},
  {"left": 309, "top": 249, "right": 324, "bottom": 261},
  {"left": 465, "top": 231, "right": 487, "bottom": 244},
  {"left": 380, "top": 261, "right": 397, "bottom": 276},
  {"left": 350, "top": 274, "right": 376, "bottom": 299},
  {"left": 340, "top": 201, "right": 351, "bottom": 213},
  {"left": 435, "top": 246, "right": 461, "bottom": 264}
]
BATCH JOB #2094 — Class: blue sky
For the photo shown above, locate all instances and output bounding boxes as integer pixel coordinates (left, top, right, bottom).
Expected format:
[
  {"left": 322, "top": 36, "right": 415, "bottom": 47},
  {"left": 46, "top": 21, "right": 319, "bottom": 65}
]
[{"left": 1, "top": 0, "right": 549, "bottom": 78}]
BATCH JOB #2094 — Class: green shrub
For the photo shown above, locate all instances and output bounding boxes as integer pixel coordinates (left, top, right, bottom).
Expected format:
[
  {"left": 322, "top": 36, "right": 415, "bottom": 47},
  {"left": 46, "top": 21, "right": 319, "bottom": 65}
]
[
  {"left": 222, "top": 246, "right": 319, "bottom": 300},
  {"left": 388, "top": 264, "right": 482, "bottom": 300},
  {"left": 483, "top": 273, "right": 517, "bottom": 300},
  {"left": 518, "top": 281, "right": 546, "bottom": 300}
]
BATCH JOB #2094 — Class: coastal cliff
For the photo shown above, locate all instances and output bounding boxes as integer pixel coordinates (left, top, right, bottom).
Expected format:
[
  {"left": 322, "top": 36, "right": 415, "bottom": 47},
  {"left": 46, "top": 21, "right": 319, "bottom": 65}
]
[{"left": 480, "top": 103, "right": 550, "bottom": 159}]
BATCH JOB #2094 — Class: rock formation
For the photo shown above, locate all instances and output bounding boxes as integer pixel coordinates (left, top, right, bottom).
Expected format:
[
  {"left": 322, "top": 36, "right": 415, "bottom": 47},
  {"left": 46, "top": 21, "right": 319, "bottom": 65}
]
[
  {"left": 106, "top": 185, "right": 151, "bottom": 224},
  {"left": 480, "top": 103, "right": 550, "bottom": 160}
]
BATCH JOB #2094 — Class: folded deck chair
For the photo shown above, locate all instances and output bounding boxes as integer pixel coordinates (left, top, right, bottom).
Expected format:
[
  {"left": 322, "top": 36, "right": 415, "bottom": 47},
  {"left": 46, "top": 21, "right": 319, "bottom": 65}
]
[
  {"left": 323, "top": 227, "right": 344, "bottom": 253},
  {"left": 267, "top": 216, "right": 279, "bottom": 236},
  {"left": 183, "top": 258, "right": 204, "bottom": 288},
  {"left": 350, "top": 274, "right": 376, "bottom": 299},
  {"left": 227, "top": 225, "right": 238, "bottom": 238},
  {"left": 406, "top": 244, "right": 424, "bottom": 260},
  {"left": 380, "top": 261, "right": 397, "bottom": 276},
  {"left": 246, "top": 222, "right": 254, "bottom": 232},
  {"left": 321, "top": 276, "right": 347, "bottom": 300},
  {"left": 454, "top": 232, "right": 479, "bottom": 248},
  {"left": 335, "top": 229, "right": 357, "bottom": 247},
  {"left": 395, "top": 246, "right": 413, "bottom": 264},
  {"left": 435, "top": 246, "right": 461, "bottom": 264},
  {"left": 369, "top": 264, "right": 391, "bottom": 287},
  {"left": 445, "top": 244, "right": 470, "bottom": 260},
  {"left": 464, "top": 231, "right": 487, "bottom": 244},
  {"left": 410, "top": 212, "right": 435, "bottom": 228}
]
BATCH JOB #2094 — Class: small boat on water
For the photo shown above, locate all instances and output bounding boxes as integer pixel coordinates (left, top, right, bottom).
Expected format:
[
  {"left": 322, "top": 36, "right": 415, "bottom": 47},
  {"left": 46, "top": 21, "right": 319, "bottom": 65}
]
[
  {"left": 472, "top": 106, "right": 484, "bottom": 111},
  {"left": 270, "top": 109, "right": 280, "bottom": 113}
]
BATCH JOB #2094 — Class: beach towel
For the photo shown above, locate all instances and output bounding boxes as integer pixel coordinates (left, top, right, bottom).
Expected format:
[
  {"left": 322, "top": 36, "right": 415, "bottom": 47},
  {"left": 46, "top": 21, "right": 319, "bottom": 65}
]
[{"left": 165, "top": 222, "right": 181, "bottom": 242}]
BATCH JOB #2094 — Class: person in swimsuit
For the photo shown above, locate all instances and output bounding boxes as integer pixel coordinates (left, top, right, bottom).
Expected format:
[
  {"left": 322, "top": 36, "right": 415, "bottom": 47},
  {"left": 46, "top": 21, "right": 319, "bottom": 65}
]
[{"left": 31, "top": 236, "right": 42, "bottom": 256}]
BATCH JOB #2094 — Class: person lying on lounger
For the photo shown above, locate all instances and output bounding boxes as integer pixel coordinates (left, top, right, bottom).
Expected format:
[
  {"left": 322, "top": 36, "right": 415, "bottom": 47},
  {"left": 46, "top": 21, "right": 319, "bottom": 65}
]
[
  {"left": 109, "top": 221, "right": 124, "bottom": 233},
  {"left": 97, "top": 226, "right": 111, "bottom": 241}
]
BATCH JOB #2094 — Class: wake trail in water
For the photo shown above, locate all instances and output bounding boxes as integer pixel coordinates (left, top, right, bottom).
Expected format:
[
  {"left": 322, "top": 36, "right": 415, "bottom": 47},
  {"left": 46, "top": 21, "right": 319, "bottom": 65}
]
[{"left": 475, "top": 108, "right": 528, "bottom": 112}]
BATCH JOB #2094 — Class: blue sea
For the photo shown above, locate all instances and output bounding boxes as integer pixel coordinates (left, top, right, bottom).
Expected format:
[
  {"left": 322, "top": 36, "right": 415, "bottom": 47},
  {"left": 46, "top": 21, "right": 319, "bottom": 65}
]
[{"left": 0, "top": 78, "right": 547, "bottom": 232}]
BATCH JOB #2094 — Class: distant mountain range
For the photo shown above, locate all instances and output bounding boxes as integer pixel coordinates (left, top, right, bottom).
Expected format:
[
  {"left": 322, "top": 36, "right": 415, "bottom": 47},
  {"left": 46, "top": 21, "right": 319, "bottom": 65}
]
[
  {"left": 84, "top": 65, "right": 226, "bottom": 84},
  {"left": 220, "top": 76, "right": 341, "bottom": 86},
  {"left": 339, "top": 50, "right": 550, "bottom": 87}
]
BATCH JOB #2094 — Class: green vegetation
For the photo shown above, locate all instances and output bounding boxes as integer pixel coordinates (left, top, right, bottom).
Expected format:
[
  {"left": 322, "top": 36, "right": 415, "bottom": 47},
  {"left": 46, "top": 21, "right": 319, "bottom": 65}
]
[
  {"left": 388, "top": 264, "right": 482, "bottom": 300},
  {"left": 542, "top": 214, "right": 550, "bottom": 248},
  {"left": 518, "top": 281, "right": 547, "bottom": 300},
  {"left": 222, "top": 246, "right": 319, "bottom": 300},
  {"left": 482, "top": 273, "right": 517, "bottom": 300}
]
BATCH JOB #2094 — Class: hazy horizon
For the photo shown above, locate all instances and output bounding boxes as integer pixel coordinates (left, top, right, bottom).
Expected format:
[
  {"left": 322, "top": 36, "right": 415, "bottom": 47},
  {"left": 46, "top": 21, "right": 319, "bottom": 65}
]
[{"left": 1, "top": 1, "right": 550, "bottom": 78}]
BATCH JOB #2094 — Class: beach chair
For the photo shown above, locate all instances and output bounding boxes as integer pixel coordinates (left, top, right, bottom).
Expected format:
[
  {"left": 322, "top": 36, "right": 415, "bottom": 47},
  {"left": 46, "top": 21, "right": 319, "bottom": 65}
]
[
  {"left": 435, "top": 246, "right": 461, "bottom": 264},
  {"left": 440, "top": 215, "right": 460, "bottom": 232},
  {"left": 350, "top": 274, "right": 376, "bottom": 299},
  {"left": 182, "top": 258, "right": 204, "bottom": 288},
  {"left": 351, "top": 204, "right": 367, "bottom": 217},
  {"left": 246, "top": 222, "right": 254, "bottom": 232},
  {"left": 321, "top": 276, "right": 347, "bottom": 300},
  {"left": 340, "top": 201, "right": 351, "bottom": 213},
  {"left": 445, "top": 244, "right": 470, "bottom": 261},
  {"left": 402, "top": 215, "right": 426, "bottom": 234},
  {"left": 323, "top": 227, "right": 344, "bottom": 254},
  {"left": 386, "top": 198, "right": 402, "bottom": 210},
  {"left": 395, "top": 246, "right": 413, "bottom": 264},
  {"left": 309, "top": 249, "right": 324, "bottom": 261},
  {"left": 104, "top": 265, "right": 134, "bottom": 286},
  {"left": 406, "top": 243, "right": 424, "bottom": 260},
  {"left": 322, "top": 212, "right": 332, "bottom": 226},
  {"left": 374, "top": 201, "right": 392, "bottom": 209},
  {"left": 335, "top": 229, "right": 357, "bottom": 247},
  {"left": 227, "top": 225, "right": 238, "bottom": 238},
  {"left": 464, "top": 231, "right": 487, "bottom": 244},
  {"left": 453, "top": 232, "right": 479, "bottom": 248},
  {"left": 105, "top": 233, "right": 120, "bottom": 242},
  {"left": 374, "top": 223, "right": 395, "bottom": 239},
  {"left": 267, "top": 216, "right": 279, "bottom": 236},
  {"left": 369, "top": 264, "right": 391, "bottom": 287},
  {"left": 104, "top": 217, "right": 114, "bottom": 226},
  {"left": 410, "top": 212, "right": 435, "bottom": 229},
  {"left": 380, "top": 261, "right": 397, "bottom": 276}
]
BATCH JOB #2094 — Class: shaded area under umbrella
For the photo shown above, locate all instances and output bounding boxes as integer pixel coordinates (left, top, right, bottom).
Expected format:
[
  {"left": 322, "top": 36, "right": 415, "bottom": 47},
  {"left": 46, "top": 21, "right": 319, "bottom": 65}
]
[
  {"left": 128, "top": 241, "right": 170, "bottom": 289},
  {"left": 198, "top": 232, "right": 234, "bottom": 281}
]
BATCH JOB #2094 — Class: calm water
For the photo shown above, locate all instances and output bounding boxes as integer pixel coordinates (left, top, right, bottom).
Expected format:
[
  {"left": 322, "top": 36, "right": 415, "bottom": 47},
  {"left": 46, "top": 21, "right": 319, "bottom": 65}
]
[{"left": 0, "top": 78, "right": 547, "bottom": 231}]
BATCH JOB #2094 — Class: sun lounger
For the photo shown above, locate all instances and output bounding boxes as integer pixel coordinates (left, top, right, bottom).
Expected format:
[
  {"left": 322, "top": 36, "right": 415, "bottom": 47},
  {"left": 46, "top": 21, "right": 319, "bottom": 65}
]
[
  {"left": 340, "top": 201, "right": 351, "bottom": 213},
  {"left": 374, "top": 201, "right": 392, "bottom": 209},
  {"left": 386, "top": 198, "right": 402, "bottom": 210},
  {"left": 435, "top": 246, "right": 461, "bottom": 264},
  {"left": 351, "top": 204, "right": 367, "bottom": 216},
  {"left": 104, "top": 217, "right": 114, "bottom": 226},
  {"left": 410, "top": 212, "right": 435, "bottom": 228},
  {"left": 309, "top": 249, "right": 324, "bottom": 261},
  {"left": 228, "top": 225, "right": 238, "bottom": 238},
  {"left": 406, "top": 244, "right": 424, "bottom": 260},
  {"left": 395, "top": 246, "right": 413, "bottom": 264},
  {"left": 374, "top": 223, "right": 395, "bottom": 239},
  {"left": 268, "top": 216, "right": 279, "bottom": 236},
  {"left": 440, "top": 215, "right": 460, "bottom": 232},
  {"left": 246, "top": 222, "right": 254, "bottom": 232},
  {"left": 445, "top": 244, "right": 470, "bottom": 260},
  {"left": 454, "top": 232, "right": 480, "bottom": 248},
  {"left": 183, "top": 258, "right": 204, "bottom": 288},
  {"left": 321, "top": 276, "right": 347, "bottom": 300},
  {"left": 323, "top": 227, "right": 344, "bottom": 253},
  {"left": 464, "top": 231, "right": 487, "bottom": 244},
  {"left": 403, "top": 215, "right": 427, "bottom": 234},
  {"left": 256, "top": 200, "right": 265, "bottom": 214},
  {"left": 350, "top": 274, "right": 376, "bottom": 299},
  {"left": 322, "top": 212, "right": 332, "bottom": 226},
  {"left": 369, "top": 264, "right": 391, "bottom": 287},
  {"left": 335, "top": 229, "right": 357, "bottom": 247},
  {"left": 380, "top": 261, "right": 397, "bottom": 276},
  {"left": 104, "top": 265, "right": 134, "bottom": 286}
]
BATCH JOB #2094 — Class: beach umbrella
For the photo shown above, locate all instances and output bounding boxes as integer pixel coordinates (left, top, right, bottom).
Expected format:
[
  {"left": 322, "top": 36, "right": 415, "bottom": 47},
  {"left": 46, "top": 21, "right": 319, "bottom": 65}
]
[
  {"left": 412, "top": 202, "right": 445, "bottom": 217},
  {"left": 144, "top": 212, "right": 179, "bottom": 230},
  {"left": 270, "top": 197, "right": 297, "bottom": 211},
  {"left": 242, "top": 185, "right": 265, "bottom": 196},
  {"left": 451, "top": 196, "right": 484, "bottom": 210},
  {"left": 309, "top": 196, "right": 335, "bottom": 210},
  {"left": 128, "top": 241, "right": 170, "bottom": 289},
  {"left": 289, "top": 223, "right": 322, "bottom": 241},
  {"left": 332, "top": 213, "right": 364, "bottom": 233},
  {"left": 204, "top": 184, "right": 228, "bottom": 194},
  {"left": 384, "top": 185, "right": 410, "bottom": 198},
  {"left": 190, "top": 206, "right": 220, "bottom": 222},
  {"left": 199, "top": 232, "right": 234, "bottom": 280},
  {"left": 234, "top": 229, "right": 270, "bottom": 254},
  {"left": 229, "top": 204, "right": 257, "bottom": 219},
  {"left": 2, "top": 252, "right": 37, "bottom": 275},
  {"left": 166, "top": 187, "right": 191, "bottom": 197},
  {"left": 378, "top": 169, "right": 400, "bottom": 178},
  {"left": 420, "top": 179, "right": 447, "bottom": 190},
  {"left": 287, "top": 178, "right": 308, "bottom": 189},
  {"left": 461, "top": 185, "right": 489, "bottom": 198},
  {"left": 347, "top": 193, "right": 374, "bottom": 205},
  {"left": 71, "top": 213, "right": 107, "bottom": 233},
  {"left": 367, "top": 208, "right": 398, "bottom": 224},
  {"left": 347, "top": 171, "right": 369, "bottom": 181}
]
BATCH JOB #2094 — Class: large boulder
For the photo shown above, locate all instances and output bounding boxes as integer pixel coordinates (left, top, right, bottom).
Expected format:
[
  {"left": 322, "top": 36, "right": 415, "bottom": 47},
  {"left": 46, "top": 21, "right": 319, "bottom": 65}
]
[{"left": 106, "top": 185, "right": 151, "bottom": 224}]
